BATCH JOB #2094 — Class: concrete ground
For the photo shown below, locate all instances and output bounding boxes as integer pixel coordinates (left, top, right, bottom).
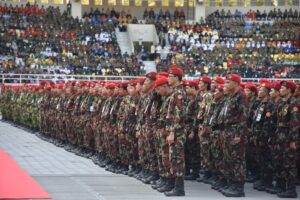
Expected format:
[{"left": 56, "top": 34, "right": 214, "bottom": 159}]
[{"left": 0, "top": 120, "right": 299, "bottom": 200}]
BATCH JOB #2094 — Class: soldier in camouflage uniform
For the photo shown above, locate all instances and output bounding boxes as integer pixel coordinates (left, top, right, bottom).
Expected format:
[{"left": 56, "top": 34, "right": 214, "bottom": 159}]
[
  {"left": 126, "top": 80, "right": 142, "bottom": 176},
  {"left": 294, "top": 83, "right": 300, "bottom": 185},
  {"left": 183, "top": 80, "right": 200, "bottom": 181},
  {"left": 209, "top": 84, "right": 227, "bottom": 191},
  {"left": 251, "top": 82, "right": 274, "bottom": 192},
  {"left": 91, "top": 81, "right": 106, "bottom": 165},
  {"left": 163, "top": 67, "right": 187, "bottom": 197},
  {"left": 82, "top": 82, "right": 97, "bottom": 158},
  {"left": 197, "top": 76, "right": 214, "bottom": 183},
  {"left": 244, "top": 83, "right": 260, "bottom": 183},
  {"left": 151, "top": 78, "right": 173, "bottom": 192},
  {"left": 139, "top": 72, "right": 160, "bottom": 184},
  {"left": 218, "top": 74, "right": 248, "bottom": 197},
  {"left": 273, "top": 81, "right": 299, "bottom": 198}
]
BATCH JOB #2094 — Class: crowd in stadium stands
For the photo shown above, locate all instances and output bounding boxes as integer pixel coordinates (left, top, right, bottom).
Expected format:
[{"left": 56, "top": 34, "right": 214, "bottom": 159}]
[
  {"left": 154, "top": 8, "right": 300, "bottom": 78},
  {"left": 0, "top": 4, "right": 300, "bottom": 79},
  {"left": 143, "top": 8, "right": 186, "bottom": 20},
  {"left": 0, "top": 3, "right": 145, "bottom": 77}
]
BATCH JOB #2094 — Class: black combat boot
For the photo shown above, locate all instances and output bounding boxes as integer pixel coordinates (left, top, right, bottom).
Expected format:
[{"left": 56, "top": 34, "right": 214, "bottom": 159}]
[
  {"left": 277, "top": 182, "right": 297, "bottom": 198},
  {"left": 144, "top": 172, "right": 159, "bottom": 184},
  {"left": 157, "top": 178, "right": 175, "bottom": 193},
  {"left": 164, "top": 177, "right": 185, "bottom": 196},
  {"left": 269, "top": 178, "right": 285, "bottom": 194},
  {"left": 222, "top": 181, "right": 245, "bottom": 197},
  {"left": 152, "top": 177, "right": 165, "bottom": 189},
  {"left": 212, "top": 177, "right": 227, "bottom": 191},
  {"left": 253, "top": 178, "right": 265, "bottom": 191},
  {"left": 185, "top": 168, "right": 200, "bottom": 180},
  {"left": 196, "top": 170, "right": 211, "bottom": 183}
]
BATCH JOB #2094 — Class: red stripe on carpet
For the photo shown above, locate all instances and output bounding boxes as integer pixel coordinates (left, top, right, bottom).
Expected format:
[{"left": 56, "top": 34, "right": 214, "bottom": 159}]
[{"left": 0, "top": 148, "right": 51, "bottom": 199}]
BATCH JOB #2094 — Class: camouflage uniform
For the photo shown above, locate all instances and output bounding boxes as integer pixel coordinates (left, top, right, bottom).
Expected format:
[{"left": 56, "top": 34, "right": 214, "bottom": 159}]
[
  {"left": 274, "top": 96, "right": 299, "bottom": 195},
  {"left": 166, "top": 84, "right": 187, "bottom": 178},
  {"left": 217, "top": 91, "right": 248, "bottom": 196}
]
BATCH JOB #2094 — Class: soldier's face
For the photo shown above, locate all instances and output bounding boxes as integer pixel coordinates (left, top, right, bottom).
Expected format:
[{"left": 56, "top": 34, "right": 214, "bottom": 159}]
[
  {"left": 142, "top": 78, "right": 153, "bottom": 92},
  {"left": 258, "top": 87, "right": 267, "bottom": 99},
  {"left": 244, "top": 88, "right": 253, "bottom": 99},
  {"left": 214, "top": 89, "right": 223, "bottom": 100},
  {"left": 155, "top": 84, "right": 169, "bottom": 96},
  {"left": 168, "top": 74, "right": 177, "bottom": 86},
  {"left": 185, "top": 86, "right": 196, "bottom": 95},
  {"left": 295, "top": 86, "right": 300, "bottom": 96},
  {"left": 224, "top": 80, "right": 236, "bottom": 94},
  {"left": 269, "top": 88, "right": 278, "bottom": 99},
  {"left": 198, "top": 81, "right": 207, "bottom": 91},
  {"left": 280, "top": 86, "right": 290, "bottom": 97}
]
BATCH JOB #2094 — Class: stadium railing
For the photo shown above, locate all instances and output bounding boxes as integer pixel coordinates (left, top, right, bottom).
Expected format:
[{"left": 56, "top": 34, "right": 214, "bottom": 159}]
[{"left": 0, "top": 74, "right": 299, "bottom": 84}]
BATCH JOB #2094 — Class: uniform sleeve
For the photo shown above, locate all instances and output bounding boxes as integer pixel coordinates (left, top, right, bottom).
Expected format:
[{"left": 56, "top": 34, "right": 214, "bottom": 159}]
[
  {"left": 168, "top": 91, "right": 187, "bottom": 134},
  {"left": 287, "top": 103, "right": 300, "bottom": 142}
]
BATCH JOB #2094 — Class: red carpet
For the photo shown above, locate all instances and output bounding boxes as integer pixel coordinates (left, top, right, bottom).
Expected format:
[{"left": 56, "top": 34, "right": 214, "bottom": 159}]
[{"left": 0, "top": 149, "right": 51, "bottom": 199}]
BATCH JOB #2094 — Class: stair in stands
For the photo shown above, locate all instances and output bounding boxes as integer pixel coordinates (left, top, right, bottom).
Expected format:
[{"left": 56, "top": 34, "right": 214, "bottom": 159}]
[
  {"left": 142, "top": 61, "right": 157, "bottom": 73},
  {"left": 115, "top": 28, "right": 133, "bottom": 55}
]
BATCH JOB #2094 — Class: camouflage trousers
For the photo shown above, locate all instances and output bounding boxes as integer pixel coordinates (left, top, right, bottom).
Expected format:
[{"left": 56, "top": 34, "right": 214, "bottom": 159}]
[
  {"left": 137, "top": 125, "right": 149, "bottom": 168},
  {"left": 199, "top": 126, "right": 212, "bottom": 171},
  {"left": 221, "top": 128, "right": 246, "bottom": 183},
  {"left": 256, "top": 138, "right": 274, "bottom": 179},
  {"left": 185, "top": 130, "right": 200, "bottom": 172},
  {"left": 211, "top": 129, "right": 224, "bottom": 174},
  {"left": 125, "top": 125, "right": 139, "bottom": 166},
  {"left": 169, "top": 131, "right": 186, "bottom": 178},
  {"left": 144, "top": 125, "right": 158, "bottom": 172},
  {"left": 157, "top": 128, "right": 171, "bottom": 177},
  {"left": 273, "top": 129, "right": 297, "bottom": 185},
  {"left": 83, "top": 115, "right": 95, "bottom": 151},
  {"left": 66, "top": 115, "right": 77, "bottom": 145},
  {"left": 246, "top": 134, "right": 258, "bottom": 176}
]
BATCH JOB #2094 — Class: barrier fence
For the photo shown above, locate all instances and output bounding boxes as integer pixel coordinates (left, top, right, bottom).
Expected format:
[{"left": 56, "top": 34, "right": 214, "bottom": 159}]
[{"left": 1, "top": 74, "right": 300, "bottom": 85}]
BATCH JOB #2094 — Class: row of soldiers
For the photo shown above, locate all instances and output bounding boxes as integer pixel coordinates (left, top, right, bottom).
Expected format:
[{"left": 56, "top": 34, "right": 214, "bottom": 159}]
[{"left": 0, "top": 68, "right": 299, "bottom": 198}]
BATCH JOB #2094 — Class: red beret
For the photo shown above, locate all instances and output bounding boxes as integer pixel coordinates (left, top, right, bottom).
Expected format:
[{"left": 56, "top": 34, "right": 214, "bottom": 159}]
[
  {"left": 226, "top": 74, "right": 241, "bottom": 84},
  {"left": 155, "top": 78, "right": 168, "bottom": 88},
  {"left": 106, "top": 83, "right": 117, "bottom": 89},
  {"left": 120, "top": 82, "right": 128, "bottom": 88},
  {"left": 96, "top": 80, "right": 106, "bottom": 86},
  {"left": 78, "top": 81, "right": 87, "bottom": 87},
  {"left": 89, "top": 82, "right": 96, "bottom": 88},
  {"left": 129, "top": 79, "right": 138, "bottom": 86},
  {"left": 199, "top": 76, "right": 212, "bottom": 84},
  {"left": 157, "top": 72, "right": 169, "bottom": 78},
  {"left": 167, "top": 67, "right": 184, "bottom": 76},
  {"left": 146, "top": 72, "right": 157, "bottom": 80},
  {"left": 56, "top": 83, "right": 65, "bottom": 89},
  {"left": 184, "top": 80, "right": 198, "bottom": 88},
  {"left": 245, "top": 83, "right": 258, "bottom": 94},
  {"left": 281, "top": 80, "right": 297, "bottom": 91},
  {"left": 260, "top": 82, "right": 272, "bottom": 90},
  {"left": 271, "top": 81, "right": 281, "bottom": 91},
  {"left": 135, "top": 78, "right": 146, "bottom": 84},
  {"left": 44, "top": 86, "right": 52, "bottom": 91},
  {"left": 213, "top": 76, "right": 225, "bottom": 84},
  {"left": 39, "top": 80, "right": 47, "bottom": 86},
  {"left": 48, "top": 81, "right": 55, "bottom": 86},
  {"left": 259, "top": 78, "right": 270, "bottom": 85}
]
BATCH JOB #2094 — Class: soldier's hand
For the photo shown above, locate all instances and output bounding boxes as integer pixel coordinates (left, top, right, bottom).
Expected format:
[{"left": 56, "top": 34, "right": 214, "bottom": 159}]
[
  {"left": 290, "top": 142, "right": 296, "bottom": 151},
  {"left": 233, "top": 136, "right": 241, "bottom": 144},
  {"left": 188, "top": 133, "right": 194, "bottom": 140},
  {"left": 167, "top": 132, "right": 174, "bottom": 144}
]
